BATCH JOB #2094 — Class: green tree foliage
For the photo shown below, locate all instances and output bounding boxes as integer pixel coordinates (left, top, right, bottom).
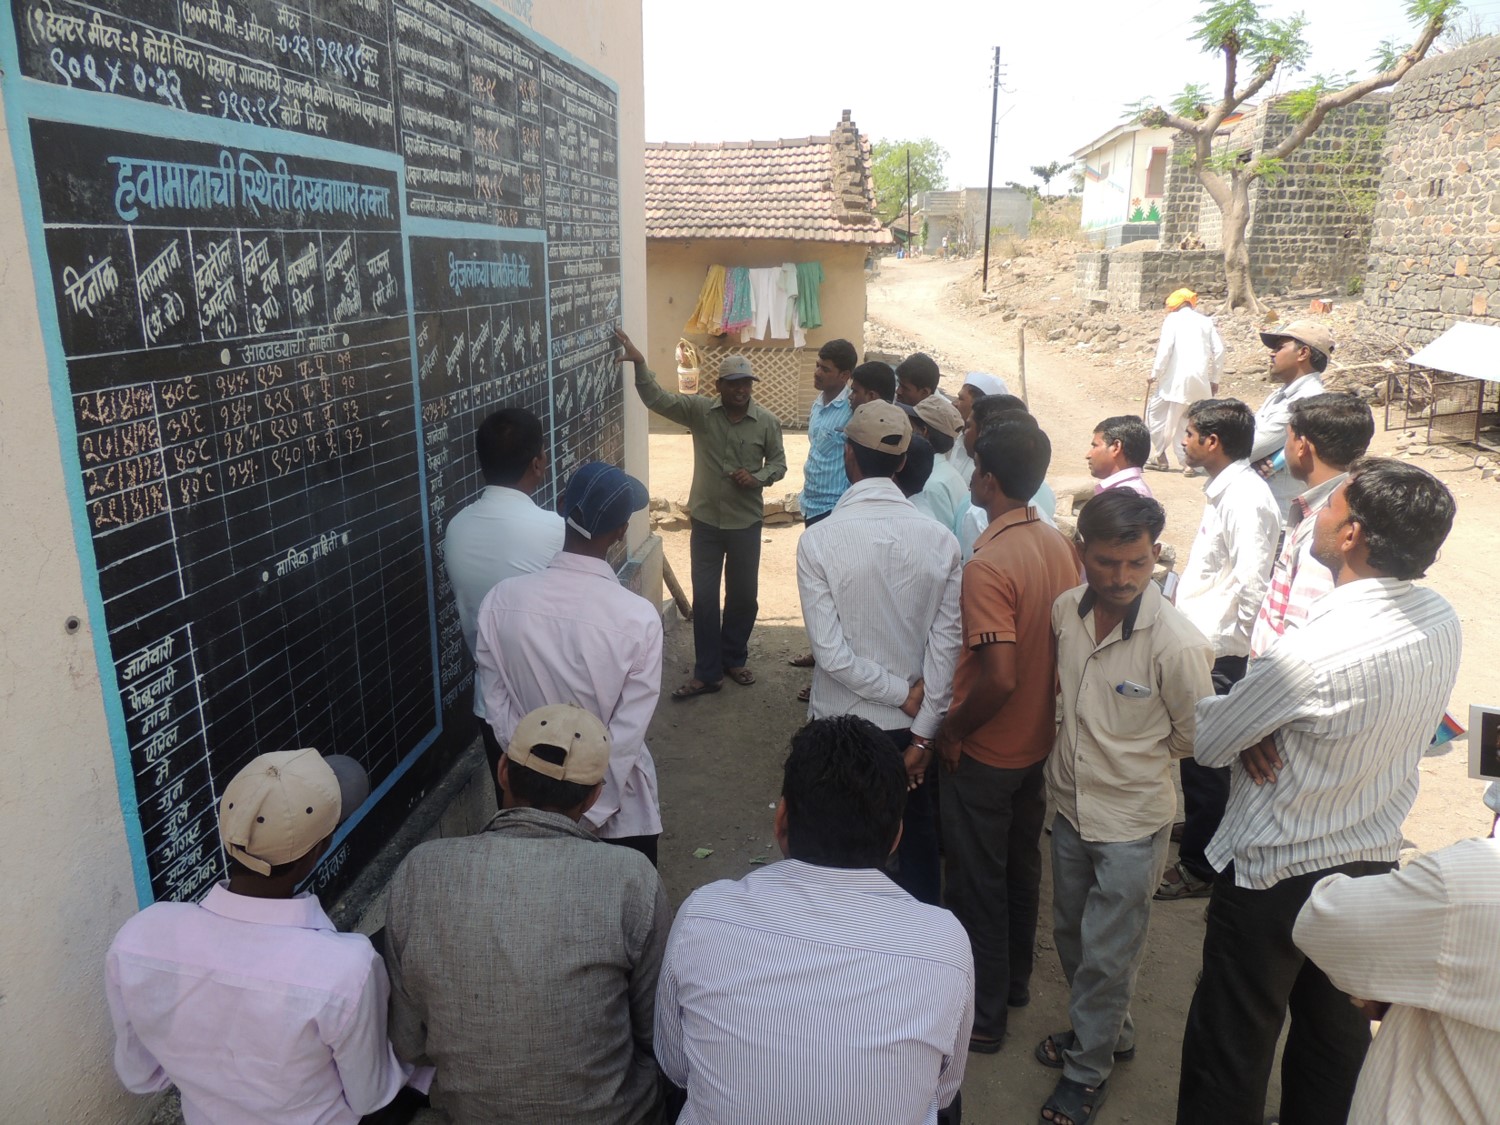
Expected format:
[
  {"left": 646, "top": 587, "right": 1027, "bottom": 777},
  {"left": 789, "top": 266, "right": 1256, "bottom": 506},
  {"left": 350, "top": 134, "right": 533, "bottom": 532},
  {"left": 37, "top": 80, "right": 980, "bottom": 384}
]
[
  {"left": 1030, "top": 160, "right": 1073, "bottom": 197},
  {"left": 870, "top": 138, "right": 949, "bottom": 222}
]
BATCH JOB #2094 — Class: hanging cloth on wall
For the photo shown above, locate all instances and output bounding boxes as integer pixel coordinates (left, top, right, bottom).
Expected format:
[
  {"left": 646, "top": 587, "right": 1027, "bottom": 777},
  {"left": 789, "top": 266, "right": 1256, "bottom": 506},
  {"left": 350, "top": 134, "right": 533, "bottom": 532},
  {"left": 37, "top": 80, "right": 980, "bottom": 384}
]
[
  {"left": 722, "top": 266, "right": 753, "bottom": 335},
  {"left": 795, "top": 260, "right": 824, "bottom": 330},
  {"left": 782, "top": 263, "right": 805, "bottom": 347},
  {"left": 684, "top": 264, "right": 727, "bottom": 335}
]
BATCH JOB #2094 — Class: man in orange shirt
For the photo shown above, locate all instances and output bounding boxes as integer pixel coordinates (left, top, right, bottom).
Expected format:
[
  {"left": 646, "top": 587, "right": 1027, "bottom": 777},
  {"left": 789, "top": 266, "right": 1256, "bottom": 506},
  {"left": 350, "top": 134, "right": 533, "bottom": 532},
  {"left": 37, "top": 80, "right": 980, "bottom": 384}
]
[{"left": 934, "top": 415, "right": 1081, "bottom": 1054}]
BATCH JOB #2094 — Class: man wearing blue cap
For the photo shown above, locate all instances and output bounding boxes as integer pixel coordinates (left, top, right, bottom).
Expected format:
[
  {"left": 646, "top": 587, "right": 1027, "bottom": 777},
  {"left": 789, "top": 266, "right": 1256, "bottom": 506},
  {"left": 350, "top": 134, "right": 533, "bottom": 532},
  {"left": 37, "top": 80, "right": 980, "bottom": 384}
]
[
  {"left": 617, "top": 328, "right": 786, "bottom": 699},
  {"left": 474, "top": 461, "right": 665, "bottom": 862}
]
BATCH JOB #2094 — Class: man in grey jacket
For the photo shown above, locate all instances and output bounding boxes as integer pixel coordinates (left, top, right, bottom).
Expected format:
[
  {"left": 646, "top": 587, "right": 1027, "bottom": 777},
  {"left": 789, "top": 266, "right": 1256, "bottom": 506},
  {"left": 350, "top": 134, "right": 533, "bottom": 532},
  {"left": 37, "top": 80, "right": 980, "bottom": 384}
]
[{"left": 383, "top": 705, "right": 670, "bottom": 1125}]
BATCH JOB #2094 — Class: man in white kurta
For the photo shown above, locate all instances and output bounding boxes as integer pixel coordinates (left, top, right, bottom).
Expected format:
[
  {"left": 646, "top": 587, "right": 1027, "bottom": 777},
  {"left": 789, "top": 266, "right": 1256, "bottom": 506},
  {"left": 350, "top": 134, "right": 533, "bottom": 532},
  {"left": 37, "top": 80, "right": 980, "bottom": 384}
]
[{"left": 1145, "top": 289, "right": 1225, "bottom": 471}]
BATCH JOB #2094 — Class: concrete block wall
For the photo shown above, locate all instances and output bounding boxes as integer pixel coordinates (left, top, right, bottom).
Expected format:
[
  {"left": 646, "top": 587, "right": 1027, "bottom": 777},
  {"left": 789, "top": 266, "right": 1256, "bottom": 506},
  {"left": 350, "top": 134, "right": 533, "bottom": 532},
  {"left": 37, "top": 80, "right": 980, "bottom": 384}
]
[{"left": 1362, "top": 36, "right": 1500, "bottom": 346}]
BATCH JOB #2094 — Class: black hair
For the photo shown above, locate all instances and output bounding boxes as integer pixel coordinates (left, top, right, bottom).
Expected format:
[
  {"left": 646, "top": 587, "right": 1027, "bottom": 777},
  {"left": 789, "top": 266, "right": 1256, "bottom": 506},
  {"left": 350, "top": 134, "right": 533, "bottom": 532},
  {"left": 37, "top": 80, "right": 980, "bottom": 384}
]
[
  {"left": 1186, "top": 398, "right": 1256, "bottom": 461},
  {"left": 1094, "top": 415, "right": 1152, "bottom": 469},
  {"left": 1268, "top": 335, "right": 1331, "bottom": 373},
  {"left": 971, "top": 394, "right": 1030, "bottom": 431},
  {"left": 895, "top": 435, "right": 935, "bottom": 497},
  {"left": 505, "top": 743, "right": 597, "bottom": 812},
  {"left": 924, "top": 427, "right": 955, "bottom": 456},
  {"left": 975, "top": 418, "right": 1050, "bottom": 501},
  {"left": 782, "top": 717, "right": 906, "bottom": 869},
  {"left": 895, "top": 352, "right": 941, "bottom": 393},
  {"left": 849, "top": 440, "right": 904, "bottom": 479},
  {"left": 818, "top": 338, "right": 858, "bottom": 373},
  {"left": 1077, "top": 489, "right": 1166, "bottom": 545},
  {"left": 1342, "top": 457, "right": 1455, "bottom": 580},
  {"left": 1288, "top": 393, "right": 1374, "bottom": 470},
  {"left": 476, "top": 408, "right": 545, "bottom": 487},
  {"left": 850, "top": 361, "right": 896, "bottom": 403}
]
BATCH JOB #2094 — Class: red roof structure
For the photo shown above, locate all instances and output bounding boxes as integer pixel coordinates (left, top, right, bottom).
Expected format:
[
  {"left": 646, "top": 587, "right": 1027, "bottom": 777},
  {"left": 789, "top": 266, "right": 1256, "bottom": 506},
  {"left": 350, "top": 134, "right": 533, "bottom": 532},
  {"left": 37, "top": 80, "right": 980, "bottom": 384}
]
[{"left": 645, "top": 111, "right": 892, "bottom": 244}]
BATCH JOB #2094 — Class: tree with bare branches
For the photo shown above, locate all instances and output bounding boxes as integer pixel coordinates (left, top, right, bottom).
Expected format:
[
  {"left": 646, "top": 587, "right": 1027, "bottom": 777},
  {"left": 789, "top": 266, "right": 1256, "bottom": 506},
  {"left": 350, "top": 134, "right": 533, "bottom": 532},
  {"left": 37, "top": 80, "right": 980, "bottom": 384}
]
[{"left": 1131, "top": 0, "right": 1458, "bottom": 314}]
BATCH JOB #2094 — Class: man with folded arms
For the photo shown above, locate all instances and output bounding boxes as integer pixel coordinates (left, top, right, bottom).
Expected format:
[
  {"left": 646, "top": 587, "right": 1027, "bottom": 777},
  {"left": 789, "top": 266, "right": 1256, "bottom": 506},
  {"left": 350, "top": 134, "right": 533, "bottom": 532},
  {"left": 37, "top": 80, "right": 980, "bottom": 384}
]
[
  {"left": 385, "top": 705, "right": 669, "bottom": 1125},
  {"left": 1175, "top": 458, "right": 1462, "bottom": 1125},
  {"left": 656, "top": 716, "right": 972, "bottom": 1124}
]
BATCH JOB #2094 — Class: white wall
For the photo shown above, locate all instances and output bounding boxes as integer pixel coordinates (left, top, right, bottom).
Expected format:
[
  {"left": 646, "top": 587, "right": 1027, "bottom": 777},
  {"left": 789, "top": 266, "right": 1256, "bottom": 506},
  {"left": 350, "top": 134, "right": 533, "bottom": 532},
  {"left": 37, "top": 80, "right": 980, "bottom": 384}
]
[
  {"left": 1078, "top": 127, "right": 1172, "bottom": 230},
  {"left": 0, "top": 3, "right": 646, "bottom": 1121}
]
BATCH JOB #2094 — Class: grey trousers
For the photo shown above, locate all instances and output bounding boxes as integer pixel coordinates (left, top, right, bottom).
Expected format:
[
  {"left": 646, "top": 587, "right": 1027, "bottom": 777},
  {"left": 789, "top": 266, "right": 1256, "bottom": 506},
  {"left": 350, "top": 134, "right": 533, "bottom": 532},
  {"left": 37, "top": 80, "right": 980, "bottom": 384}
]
[{"left": 1050, "top": 816, "right": 1172, "bottom": 1086}]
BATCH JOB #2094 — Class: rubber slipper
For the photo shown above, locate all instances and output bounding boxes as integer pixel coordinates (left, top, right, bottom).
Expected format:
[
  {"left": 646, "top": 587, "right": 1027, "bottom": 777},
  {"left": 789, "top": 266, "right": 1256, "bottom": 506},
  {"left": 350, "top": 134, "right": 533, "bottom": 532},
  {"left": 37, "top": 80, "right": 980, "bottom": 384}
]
[
  {"left": 671, "top": 679, "right": 722, "bottom": 701},
  {"left": 1154, "top": 860, "right": 1212, "bottom": 901},
  {"left": 1039, "top": 1076, "right": 1108, "bottom": 1125},
  {"left": 788, "top": 653, "right": 815, "bottom": 668},
  {"left": 723, "top": 666, "right": 755, "bottom": 686},
  {"left": 1035, "top": 1030, "right": 1136, "bottom": 1070}
]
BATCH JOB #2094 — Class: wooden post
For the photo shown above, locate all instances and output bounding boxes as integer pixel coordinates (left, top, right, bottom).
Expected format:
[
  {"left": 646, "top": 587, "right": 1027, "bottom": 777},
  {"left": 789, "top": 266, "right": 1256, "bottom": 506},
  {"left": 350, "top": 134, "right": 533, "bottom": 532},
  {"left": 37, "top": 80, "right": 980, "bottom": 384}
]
[
  {"left": 1017, "top": 323, "right": 1029, "bottom": 405},
  {"left": 661, "top": 554, "right": 692, "bottom": 619}
]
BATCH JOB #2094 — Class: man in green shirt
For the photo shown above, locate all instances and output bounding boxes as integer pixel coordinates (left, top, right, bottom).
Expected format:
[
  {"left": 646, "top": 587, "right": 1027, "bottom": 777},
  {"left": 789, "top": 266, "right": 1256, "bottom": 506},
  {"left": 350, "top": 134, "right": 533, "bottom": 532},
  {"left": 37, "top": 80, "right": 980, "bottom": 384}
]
[{"left": 616, "top": 329, "right": 787, "bottom": 699}]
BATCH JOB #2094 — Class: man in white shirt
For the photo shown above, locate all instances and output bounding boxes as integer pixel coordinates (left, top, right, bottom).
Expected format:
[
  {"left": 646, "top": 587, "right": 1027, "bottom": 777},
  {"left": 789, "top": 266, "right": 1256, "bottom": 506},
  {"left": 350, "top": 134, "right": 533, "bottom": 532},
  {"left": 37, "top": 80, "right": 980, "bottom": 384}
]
[
  {"left": 1251, "top": 320, "right": 1332, "bottom": 520},
  {"left": 106, "top": 751, "right": 408, "bottom": 1125},
  {"left": 1249, "top": 393, "right": 1374, "bottom": 657},
  {"left": 442, "top": 408, "right": 565, "bottom": 798},
  {"left": 1145, "top": 289, "right": 1224, "bottom": 472},
  {"left": 1085, "top": 415, "right": 1155, "bottom": 499},
  {"left": 656, "top": 716, "right": 973, "bottom": 1125},
  {"left": 798, "top": 401, "right": 962, "bottom": 904},
  {"left": 1293, "top": 836, "right": 1500, "bottom": 1125},
  {"left": 1037, "top": 490, "right": 1214, "bottom": 1125},
  {"left": 950, "top": 372, "right": 1010, "bottom": 483},
  {"left": 1158, "top": 398, "right": 1279, "bottom": 901},
  {"left": 475, "top": 461, "right": 664, "bottom": 864},
  {"left": 1175, "top": 457, "right": 1462, "bottom": 1125}
]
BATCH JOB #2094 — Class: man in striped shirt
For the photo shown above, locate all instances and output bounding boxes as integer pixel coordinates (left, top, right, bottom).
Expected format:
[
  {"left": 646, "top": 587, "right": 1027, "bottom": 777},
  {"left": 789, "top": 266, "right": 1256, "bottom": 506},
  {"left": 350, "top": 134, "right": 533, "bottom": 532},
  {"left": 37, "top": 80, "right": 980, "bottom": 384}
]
[
  {"left": 1175, "top": 457, "right": 1462, "bottom": 1125},
  {"left": 800, "top": 339, "right": 857, "bottom": 527},
  {"left": 656, "top": 716, "right": 974, "bottom": 1125},
  {"left": 1248, "top": 393, "right": 1374, "bottom": 657}
]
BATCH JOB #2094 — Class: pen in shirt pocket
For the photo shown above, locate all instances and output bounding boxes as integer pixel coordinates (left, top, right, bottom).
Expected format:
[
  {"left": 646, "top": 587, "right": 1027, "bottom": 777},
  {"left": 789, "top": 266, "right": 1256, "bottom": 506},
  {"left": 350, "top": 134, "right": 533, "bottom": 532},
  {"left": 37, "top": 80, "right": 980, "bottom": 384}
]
[{"left": 1116, "top": 681, "right": 1153, "bottom": 699}]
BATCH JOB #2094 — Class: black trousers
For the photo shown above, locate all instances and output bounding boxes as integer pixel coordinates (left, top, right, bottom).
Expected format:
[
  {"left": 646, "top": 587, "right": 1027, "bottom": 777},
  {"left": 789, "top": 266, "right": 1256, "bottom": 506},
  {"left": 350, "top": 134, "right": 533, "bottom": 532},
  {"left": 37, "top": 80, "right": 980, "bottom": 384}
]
[
  {"left": 604, "top": 833, "right": 660, "bottom": 868},
  {"left": 939, "top": 755, "right": 1047, "bottom": 1039},
  {"left": 1175, "top": 861, "right": 1392, "bottom": 1125},
  {"left": 880, "top": 728, "right": 941, "bottom": 906},
  {"left": 689, "top": 519, "right": 762, "bottom": 684},
  {"left": 1177, "top": 654, "right": 1247, "bottom": 881},
  {"left": 480, "top": 719, "right": 504, "bottom": 809}
]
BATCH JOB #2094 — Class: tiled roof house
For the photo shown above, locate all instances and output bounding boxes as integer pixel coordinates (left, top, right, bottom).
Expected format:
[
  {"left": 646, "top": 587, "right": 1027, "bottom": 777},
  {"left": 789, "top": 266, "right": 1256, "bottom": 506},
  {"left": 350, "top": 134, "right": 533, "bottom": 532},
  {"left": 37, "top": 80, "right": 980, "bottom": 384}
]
[{"left": 642, "top": 112, "right": 890, "bottom": 427}]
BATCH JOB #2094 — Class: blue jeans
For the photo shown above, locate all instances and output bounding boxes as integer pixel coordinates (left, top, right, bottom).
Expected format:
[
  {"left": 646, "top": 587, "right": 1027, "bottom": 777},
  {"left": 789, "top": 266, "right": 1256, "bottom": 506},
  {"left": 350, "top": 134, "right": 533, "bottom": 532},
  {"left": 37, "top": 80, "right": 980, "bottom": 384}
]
[{"left": 689, "top": 519, "right": 762, "bottom": 684}]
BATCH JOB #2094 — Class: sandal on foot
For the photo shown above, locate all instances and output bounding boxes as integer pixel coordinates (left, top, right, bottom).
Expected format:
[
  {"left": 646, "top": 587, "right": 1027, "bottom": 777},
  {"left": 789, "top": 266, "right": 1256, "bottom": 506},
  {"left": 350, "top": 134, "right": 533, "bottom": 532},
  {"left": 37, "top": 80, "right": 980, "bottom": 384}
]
[
  {"left": 796, "top": 685, "right": 811, "bottom": 703},
  {"left": 1144, "top": 457, "right": 1171, "bottom": 473},
  {"left": 723, "top": 666, "right": 755, "bottom": 686},
  {"left": 671, "top": 679, "right": 722, "bottom": 701},
  {"left": 788, "top": 652, "right": 815, "bottom": 668},
  {"left": 1154, "top": 860, "right": 1212, "bottom": 901},
  {"left": 1035, "top": 1031, "right": 1135, "bottom": 1070},
  {"left": 1039, "top": 1076, "right": 1109, "bottom": 1125}
]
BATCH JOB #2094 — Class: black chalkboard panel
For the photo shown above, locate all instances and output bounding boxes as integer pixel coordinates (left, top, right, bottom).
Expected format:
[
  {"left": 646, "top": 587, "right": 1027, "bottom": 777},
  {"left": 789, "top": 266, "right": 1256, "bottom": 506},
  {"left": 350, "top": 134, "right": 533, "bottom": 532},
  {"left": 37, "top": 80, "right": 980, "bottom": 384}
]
[{"left": 6, "top": 1, "right": 624, "bottom": 907}]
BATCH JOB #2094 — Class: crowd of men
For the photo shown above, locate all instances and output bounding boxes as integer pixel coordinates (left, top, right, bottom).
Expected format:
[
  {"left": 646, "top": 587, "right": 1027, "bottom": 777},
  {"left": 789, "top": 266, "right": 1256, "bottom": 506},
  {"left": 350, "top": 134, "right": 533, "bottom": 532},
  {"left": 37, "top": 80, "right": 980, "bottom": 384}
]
[{"left": 101, "top": 305, "right": 1497, "bottom": 1125}]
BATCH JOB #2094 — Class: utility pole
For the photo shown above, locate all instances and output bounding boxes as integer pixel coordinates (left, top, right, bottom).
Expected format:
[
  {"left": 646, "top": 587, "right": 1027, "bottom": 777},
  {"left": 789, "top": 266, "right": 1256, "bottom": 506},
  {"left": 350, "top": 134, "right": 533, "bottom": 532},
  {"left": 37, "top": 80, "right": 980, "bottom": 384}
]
[
  {"left": 905, "top": 149, "right": 911, "bottom": 254},
  {"left": 982, "top": 46, "right": 1003, "bottom": 290}
]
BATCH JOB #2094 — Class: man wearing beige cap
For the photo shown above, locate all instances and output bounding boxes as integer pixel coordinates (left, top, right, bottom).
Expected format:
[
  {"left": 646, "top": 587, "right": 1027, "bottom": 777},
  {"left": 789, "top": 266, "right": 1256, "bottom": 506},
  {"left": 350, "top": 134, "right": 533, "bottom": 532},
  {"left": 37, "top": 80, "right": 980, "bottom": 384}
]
[
  {"left": 105, "top": 749, "right": 407, "bottom": 1124},
  {"left": 912, "top": 394, "right": 971, "bottom": 538},
  {"left": 1146, "top": 289, "right": 1225, "bottom": 473},
  {"left": 796, "top": 400, "right": 962, "bottom": 905},
  {"left": 1253, "top": 320, "right": 1332, "bottom": 520},
  {"left": 384, "top": 705, "right": 670, "bottom": 1125},
  {"left": 617, "top": 328, "right": 786, "bottom": 698}
]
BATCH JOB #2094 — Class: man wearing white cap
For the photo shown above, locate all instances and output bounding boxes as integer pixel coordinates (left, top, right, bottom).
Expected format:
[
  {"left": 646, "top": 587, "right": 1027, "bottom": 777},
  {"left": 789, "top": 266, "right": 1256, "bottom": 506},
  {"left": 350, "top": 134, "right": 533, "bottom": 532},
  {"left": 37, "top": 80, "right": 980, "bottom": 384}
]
[
  {"left": 105, "top": 750, "right": 407, "bottom": 1124},
  {"left": 797, "top": 401, "right": 962, "bottom": 904},
  {"left": 384, "top": 705, "right": 670, "bottom": 1125},
  {"left": 1251, "top": 320, "right": 1333, "bottom": 521},
  {"left": 476, "top": 460, "right": 664, "bottom": 864},
  {"left": 951, "top": 372, "right": 1009, "bottom": 483},
  {"left": 1145, "top": 289, "right": 1225, "bottom": 473}
]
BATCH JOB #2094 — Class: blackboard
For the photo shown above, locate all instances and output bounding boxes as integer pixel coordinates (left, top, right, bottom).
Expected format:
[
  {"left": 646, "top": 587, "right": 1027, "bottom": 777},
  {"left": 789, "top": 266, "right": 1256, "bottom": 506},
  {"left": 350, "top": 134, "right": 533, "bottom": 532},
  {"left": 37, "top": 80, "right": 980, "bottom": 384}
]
[{"left": 2, "top": 0, "right": 623, "bottom": 906}]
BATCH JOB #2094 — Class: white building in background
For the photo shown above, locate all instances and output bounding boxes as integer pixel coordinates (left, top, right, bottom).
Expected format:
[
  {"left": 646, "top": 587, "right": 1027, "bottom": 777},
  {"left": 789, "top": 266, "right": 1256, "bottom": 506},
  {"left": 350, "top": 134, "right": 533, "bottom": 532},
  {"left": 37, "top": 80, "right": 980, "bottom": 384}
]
[{"left": 1070, "top": 122, "right": 1176, "bottom": 246}]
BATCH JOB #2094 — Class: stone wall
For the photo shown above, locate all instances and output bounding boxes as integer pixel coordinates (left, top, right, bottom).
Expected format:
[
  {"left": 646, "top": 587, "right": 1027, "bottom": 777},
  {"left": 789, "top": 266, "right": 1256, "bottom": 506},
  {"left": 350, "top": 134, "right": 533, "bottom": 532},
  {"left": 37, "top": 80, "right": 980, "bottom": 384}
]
[
  {"left": 1362, "top": 36, "right": 1500, "bottom": 346},
  {"left": 1075, "top": 248, "right": 1223, "bottom": 309},
  {"left": 1156, "top": 96, "right": 1389, "bottom": 292}
]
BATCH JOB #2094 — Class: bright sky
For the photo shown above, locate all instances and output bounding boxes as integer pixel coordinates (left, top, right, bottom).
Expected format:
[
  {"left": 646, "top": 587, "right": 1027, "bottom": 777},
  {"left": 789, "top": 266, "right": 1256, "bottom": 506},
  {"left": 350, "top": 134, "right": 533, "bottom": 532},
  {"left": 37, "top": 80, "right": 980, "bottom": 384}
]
[{"left": 642, "top": 0, "right": 1500, "bottom": 192}]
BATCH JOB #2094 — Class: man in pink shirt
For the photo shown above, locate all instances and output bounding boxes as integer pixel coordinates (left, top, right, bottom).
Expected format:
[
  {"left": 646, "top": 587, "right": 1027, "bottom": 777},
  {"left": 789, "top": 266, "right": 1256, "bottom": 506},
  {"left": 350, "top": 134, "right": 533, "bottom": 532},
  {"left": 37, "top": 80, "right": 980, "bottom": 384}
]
[
  {"left": 1086, "top": 416, "right": 1155, "bottom": 499},
  {"left": 105, "top": 749, "right": 408, "bottom": 1124},
  {"left": 1249, "top": 393, "right": 1374, "bottom": 657}
]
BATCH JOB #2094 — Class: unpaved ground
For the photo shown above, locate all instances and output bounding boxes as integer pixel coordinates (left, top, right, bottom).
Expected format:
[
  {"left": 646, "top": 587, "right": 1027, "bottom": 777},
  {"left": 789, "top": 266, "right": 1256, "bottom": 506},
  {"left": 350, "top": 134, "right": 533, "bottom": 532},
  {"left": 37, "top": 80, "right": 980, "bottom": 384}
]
[{"left": 641, "top": 256, "right": 1496, "bottom": 1125}]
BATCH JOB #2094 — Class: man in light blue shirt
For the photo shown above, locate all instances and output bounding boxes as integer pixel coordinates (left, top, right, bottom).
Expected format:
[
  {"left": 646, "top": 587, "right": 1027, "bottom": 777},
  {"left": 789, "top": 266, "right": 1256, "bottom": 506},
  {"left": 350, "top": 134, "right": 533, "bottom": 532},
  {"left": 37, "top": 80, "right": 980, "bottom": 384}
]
[{"left": 800, "top": 339, "right": 857, "bottom": 526}]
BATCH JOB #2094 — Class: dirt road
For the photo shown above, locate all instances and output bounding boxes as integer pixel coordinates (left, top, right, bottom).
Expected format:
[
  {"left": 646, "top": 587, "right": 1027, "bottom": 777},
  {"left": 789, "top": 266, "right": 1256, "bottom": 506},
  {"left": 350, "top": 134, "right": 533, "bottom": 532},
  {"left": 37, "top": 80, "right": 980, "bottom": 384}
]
[{"left": 643, "top": 256, "right": 1495, "bottom": 1124}]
